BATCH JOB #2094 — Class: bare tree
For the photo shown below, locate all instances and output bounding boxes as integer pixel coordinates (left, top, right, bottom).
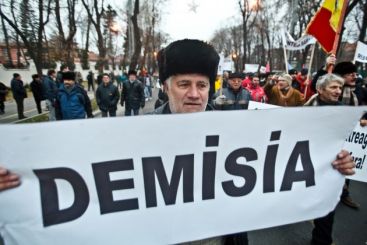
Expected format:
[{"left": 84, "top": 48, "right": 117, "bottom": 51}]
[
  {"left": 129, "top": 0, "right": 142, "bottom": 70},
  {"left": 0, "top": 0, "right": 52, "bottom": 74},
  {"left": 81, "top": 0, "right": 107, "bottom": 72},
  {"left": 54, "top": 0, "right": 77, "bottom": 66}
]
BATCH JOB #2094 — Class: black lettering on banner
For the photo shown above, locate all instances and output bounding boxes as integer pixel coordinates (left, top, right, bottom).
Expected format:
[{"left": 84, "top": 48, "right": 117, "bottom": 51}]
[
  {"left": 203, "top": 135, "right": 219, "bottom": 200},
  {"left": 92, "top": 159, "right": 139, "bottom": 214},
  {"left": 222, "top": 148, "right": 257, "bottom": 197},
  {"left": 33, "top": 168, "right": 89, "bottom": 227},
  {"left": 280, "top": 141, "right": 315, "bottom": 191},
  {"left": 263, "top": 131, "right": 281, "bottom": 193},
  {"left": 142, "top": 155, "right": 194, "bottom": 208}
]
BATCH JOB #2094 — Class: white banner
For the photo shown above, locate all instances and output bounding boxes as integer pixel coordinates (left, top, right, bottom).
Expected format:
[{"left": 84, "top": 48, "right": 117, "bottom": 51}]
[
  {"left": 354, "top": 41, "right": 367, "bottom": 63},
  {"left": 345, "top": 123, "right": 367, "bottom": 182},
  {"left": 244, "top": 64, "right": 259, "bottom": 73},
  {"left": 0, "top": 107, "right": 366, "bottom": 245},
  {"left": 282, "top": 31, "right": 316, "bottom": 51}
]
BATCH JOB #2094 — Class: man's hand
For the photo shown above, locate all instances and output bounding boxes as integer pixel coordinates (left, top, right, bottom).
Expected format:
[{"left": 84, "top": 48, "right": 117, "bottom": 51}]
[
  {"left": 325, "top": 54, "right": 336, "bottom": 71},
  {"left": 214, "top": 95, "right": 226, "bottom": 105},
  {"left": 332, "top": 150, "right": 355, "bottom": 175},
  {"left": 0, "top": 166, "right": 20, "bottom": 191}
]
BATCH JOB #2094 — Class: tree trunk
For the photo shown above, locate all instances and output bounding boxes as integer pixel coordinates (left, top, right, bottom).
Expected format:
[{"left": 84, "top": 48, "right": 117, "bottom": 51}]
[
  {"left": 129, "top": 0, "right": 141, "bottom": 70},
  {"left": 1, "top": 14, "right": 14, "bottom": 67}
]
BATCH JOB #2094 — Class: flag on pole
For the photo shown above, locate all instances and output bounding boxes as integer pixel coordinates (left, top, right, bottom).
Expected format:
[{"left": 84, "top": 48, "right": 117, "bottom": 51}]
[{"left": 306, "top": 0, "right": 346, "bottom": 53}]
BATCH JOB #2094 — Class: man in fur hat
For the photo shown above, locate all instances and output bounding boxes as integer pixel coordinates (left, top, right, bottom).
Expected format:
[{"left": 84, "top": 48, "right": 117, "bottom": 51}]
[{"left": 55, "top": 71, "right": 93, "bottom": 120}]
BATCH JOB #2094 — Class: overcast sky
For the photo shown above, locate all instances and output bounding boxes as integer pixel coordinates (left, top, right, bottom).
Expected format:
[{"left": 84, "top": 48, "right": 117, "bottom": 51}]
[{"left": 161, "top": 0, "right": 239, "bottom": 42}]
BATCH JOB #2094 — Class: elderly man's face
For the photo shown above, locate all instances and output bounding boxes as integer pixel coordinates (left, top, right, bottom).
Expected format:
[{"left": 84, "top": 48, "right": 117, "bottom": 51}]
[
  {"left": 343, "top": 72, "right": 357, "bottom": 86},
  {"left": 318, "top": 81, "right": 342, "bottom": 103},
  {"left": 228, "top": 78, "right": 242, "bottom": 91},
  {"left": 166, "top": 74, "right": 210, "bottom": 113},
  {"left": 277, "top": 78, "right": 289, "bottom": 90}
]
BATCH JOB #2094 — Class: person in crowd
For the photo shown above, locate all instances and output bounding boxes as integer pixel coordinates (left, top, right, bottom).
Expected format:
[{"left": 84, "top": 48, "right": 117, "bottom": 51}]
[
  {"left": 10, "top": 73, "right": 27, "bottom": 119},
  {"left": 294, "top": 68, "right": 314, "bottom": 100},
  {"left": 312, "top": 55, "right": 366, "bottom": 209},
  {"left": 241, "top": 73, "right": 252, "bottom": 89},
  {"left": 245, "top": 73, "right": 267, "bottom": 103},
  {"left": 222, "top": 71, "right": 229, "bottom": 89},
  {"left": 0, "top": 81, "right": 8, "bottom": 115},
  {"left": 42, "top": 69, "right": 58, "bottom": 121},
  {"left": 264, "top": 73, "right": 304, "bottom": 106},
  {"left": 120, "top": 70, "right": 145, "bottom": 116},
  {"left": 304, "top": 73, "right": 347, "bottom": 245},
  {"left": 56, "top": 64, "right": 69, "bottom": 88},
  {"left": 55, "top": 71, "right": 93, "bottom": 120},
  {"left": 212, "top": 72, "right": 251, "bottom": 110},
  {"left": 289, "top": 69, "right": 299, "bottom": 90},
  {"left": 96, "top": 73, "right": 120, "bottom": 117},
  {"left": 30, "top": 74, "right": 44, "bottom": 114},
  {"left": 143, "top": 73, "right": 153, "bottom": 101},
  {"left": 86, "top": 71, "right": 95, "bottom": 92},
  {"left": 0, "top": 39, "right": 358, "bottom": 245}
]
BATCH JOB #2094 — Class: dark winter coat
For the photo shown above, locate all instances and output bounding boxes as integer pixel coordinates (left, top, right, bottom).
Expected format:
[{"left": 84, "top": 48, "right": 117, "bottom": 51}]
[
  {"left": 56, "top": 84, "right": 93, "bottom": 120},
  {"left": 42, "top": 75, "right": 58, "bottom": 102},
  {"left": 30, "top": 79, "right": 44, "bottom": 101},
  {"left": 96, "top": 82, "right": 120, "bottom": 111},
  {"left": 10, "top": 78, "right": 27, "bottom": 101},
  {"left": 121, "top": 80, "right": 145, "bottom": 109},
  {"left": 212, "top": 87, "right": 251, "bottom": 110},
  {"left": 0, "top": 82, "right": 8, "bottom": 102}
]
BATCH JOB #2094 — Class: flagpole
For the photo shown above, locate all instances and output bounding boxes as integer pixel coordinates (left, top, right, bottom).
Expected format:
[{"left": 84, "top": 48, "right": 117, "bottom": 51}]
[
  {"left": 282, "top": 33, "right": 289, "bottom": 74},
  {"left": 328, "top": 0, "right": 350, "bottom": 73},
  {"left": 304, "top": 43, "right": 316, "bottom": 97}
]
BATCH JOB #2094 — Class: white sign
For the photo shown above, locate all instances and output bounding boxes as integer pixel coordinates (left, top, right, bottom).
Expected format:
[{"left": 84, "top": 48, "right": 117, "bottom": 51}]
[
  {"left": 244, "top": 64, "right": 259, "bottom": 73},
  {"left": 354, "top": 41, "right": 367, "bottom": 63},
  {"left": 0, "top": 106, "right": 365, "bottom": 245},
  {"left": 345, "top": 123, "right": 367, "bottom": 182},
  {"left": 282, "top": 31, "right": 316, "bottom": 51}
]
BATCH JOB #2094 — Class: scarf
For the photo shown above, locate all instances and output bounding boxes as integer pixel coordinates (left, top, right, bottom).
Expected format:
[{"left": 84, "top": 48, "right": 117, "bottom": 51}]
[{"left": 341, "top": 86, "right": 358, "bottom": 106}]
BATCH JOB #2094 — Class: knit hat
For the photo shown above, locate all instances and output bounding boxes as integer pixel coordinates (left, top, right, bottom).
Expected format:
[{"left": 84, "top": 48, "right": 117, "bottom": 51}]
[
  {"left": 279, "top": 74, "right": 292, "bottom": 86},
  {"left": 333, "top": 62, "right": 356, "bottom": 76},
  {"left": 157, "top": 39, "right": 220, "bottom": 85}
]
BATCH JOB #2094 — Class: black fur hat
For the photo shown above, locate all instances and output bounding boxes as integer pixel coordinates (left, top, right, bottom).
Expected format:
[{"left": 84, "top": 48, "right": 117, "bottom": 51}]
[
  {"left": 128, "top": 70, "right": 137, "bottom": 76},
  {"left": 333, "top": 62, "right": 356, "bottom": 76},
  {"left": 158, "top": 39, "right": 220, "bottom": 85},
  {"left": 62, "top": 71, "right": 76, "bottom": 80},
  {"left": 228, "top": 72, "right": 243, "bottom": 79}
]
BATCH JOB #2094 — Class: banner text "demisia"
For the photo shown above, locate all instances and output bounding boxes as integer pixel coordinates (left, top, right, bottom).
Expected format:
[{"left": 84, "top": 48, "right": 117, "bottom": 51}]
[{"left": 33, "top": 130, "right": 315, "bottom": 227}]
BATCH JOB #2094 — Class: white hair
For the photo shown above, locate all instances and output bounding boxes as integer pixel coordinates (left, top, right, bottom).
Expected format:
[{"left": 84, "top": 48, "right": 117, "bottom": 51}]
[{"left": 316, "top": 73, "right": 344, "bottom": 91}]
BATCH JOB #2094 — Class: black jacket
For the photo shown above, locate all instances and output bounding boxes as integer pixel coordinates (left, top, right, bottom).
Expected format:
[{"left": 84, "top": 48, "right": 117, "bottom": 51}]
[
  {"left": 96, "top": 82, "right": 120, "bottom": 111},
  {"left": 30, "top": 79, "right": 44, "bottom": 101},
  {"left": 121, "top": 80, "right": 145, "bottom": 109},
  {"left": 0, "top": 82, "right": 8, "bottom": 102},
  {"left": 11, "top": 78, "right": 27, "bottom": 101}
]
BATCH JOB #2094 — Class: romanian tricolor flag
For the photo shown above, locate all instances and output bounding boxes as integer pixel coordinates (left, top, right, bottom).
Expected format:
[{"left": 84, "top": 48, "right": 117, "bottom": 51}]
[{"left": 306, "top": 0, "right": 347, "bottom": 53}]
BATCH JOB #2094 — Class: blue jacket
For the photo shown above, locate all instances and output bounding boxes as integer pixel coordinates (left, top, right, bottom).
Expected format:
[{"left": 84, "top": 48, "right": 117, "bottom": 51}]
[
  {"left": 212, "top": 87, "right": 251, "bottom": 110},
  {"left": 56, "top": 84, "right": 92, "bottom": 120},
  {"left": 42, "top": 75, "right": 58, "bottom": 102}
]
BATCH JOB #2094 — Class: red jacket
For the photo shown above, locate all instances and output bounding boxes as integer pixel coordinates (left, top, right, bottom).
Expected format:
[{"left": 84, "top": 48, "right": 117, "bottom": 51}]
[{"left": 246, "top": 83, "right": 267, "bottom": 103}]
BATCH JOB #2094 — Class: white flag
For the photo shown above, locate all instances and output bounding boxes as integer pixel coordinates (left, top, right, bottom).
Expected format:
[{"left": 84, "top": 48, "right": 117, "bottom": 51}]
[{"left": 354, "top": 41, "right": 367, "bottom": 63}]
